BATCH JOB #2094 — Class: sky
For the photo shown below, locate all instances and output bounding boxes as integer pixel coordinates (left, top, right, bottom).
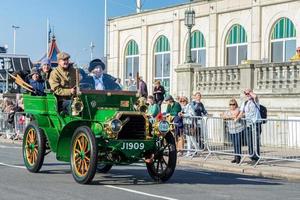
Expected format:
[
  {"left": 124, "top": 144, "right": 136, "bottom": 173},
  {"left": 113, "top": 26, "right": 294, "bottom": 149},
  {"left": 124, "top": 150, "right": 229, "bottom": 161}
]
[{"left": 0, "top": 0, "right": 187, "bottom": 66}]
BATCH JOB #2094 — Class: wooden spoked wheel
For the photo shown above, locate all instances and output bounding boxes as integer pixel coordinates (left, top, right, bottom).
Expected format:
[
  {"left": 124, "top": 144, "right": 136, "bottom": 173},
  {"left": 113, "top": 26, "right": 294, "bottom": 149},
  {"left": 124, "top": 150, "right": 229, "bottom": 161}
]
[
  {"left": 22, "top": 123, "right": 46, "bottom": 173},
  {"left": 70, "top": 126, "right": 98, "bottom": 184},
  {"left": 146, "top": 133, "right": 177, "bottom": 182},
  {"left": 25, "top": 128, "right": 38, "bottom": 166},
  {"left": 72, "top": 133, "right": 91, "bottom": 177}
]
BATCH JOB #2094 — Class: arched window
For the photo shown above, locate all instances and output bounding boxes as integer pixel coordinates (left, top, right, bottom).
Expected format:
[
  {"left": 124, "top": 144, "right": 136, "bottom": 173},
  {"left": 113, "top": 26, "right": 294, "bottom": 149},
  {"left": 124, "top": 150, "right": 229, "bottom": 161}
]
[
  {"left": 270, "top": 17, "right": 296, "bottom": 62},
  {"left": 191, "top": 31, "right": 206, "bottom": 66},
  {"left": 226, "top": 24, "right": 247, "bottom": 65},
  {"left": 154, "top": 35, "right": 170, "bottom": 93},
  {"left": 125, "top": 40, "right": 139, "bottom": 80}
]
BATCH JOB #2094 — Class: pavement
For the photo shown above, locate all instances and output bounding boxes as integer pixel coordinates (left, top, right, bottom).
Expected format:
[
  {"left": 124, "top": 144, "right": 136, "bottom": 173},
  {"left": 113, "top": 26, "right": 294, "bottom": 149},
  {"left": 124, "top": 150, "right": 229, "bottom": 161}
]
[{"left": 1, "top": 136, "right": 300, "bottom": 182}]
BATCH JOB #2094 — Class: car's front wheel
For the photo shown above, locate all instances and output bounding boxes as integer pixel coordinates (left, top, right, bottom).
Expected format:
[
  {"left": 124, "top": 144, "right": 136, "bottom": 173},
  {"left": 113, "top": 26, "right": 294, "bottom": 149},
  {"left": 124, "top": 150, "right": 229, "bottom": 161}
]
[
  {"left": 70, "top": 126, "right": 98, "bottom": 184},
  {"left": 146, "top": 132, "right": 177, "bottom": 182}
]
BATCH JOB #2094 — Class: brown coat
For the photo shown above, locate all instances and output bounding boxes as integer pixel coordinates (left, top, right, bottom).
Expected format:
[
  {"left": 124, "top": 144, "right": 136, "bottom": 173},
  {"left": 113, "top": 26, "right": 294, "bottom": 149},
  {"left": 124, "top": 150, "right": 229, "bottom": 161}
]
[{"left": 49, "top": 65, "right": 76, "bottom": 98}]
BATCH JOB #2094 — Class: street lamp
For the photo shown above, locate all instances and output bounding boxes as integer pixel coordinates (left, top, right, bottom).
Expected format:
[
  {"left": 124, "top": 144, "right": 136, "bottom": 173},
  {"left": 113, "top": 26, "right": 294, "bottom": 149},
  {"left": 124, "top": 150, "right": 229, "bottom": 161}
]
[
  {"left": 89, "top": 42, "right": 95, "bottom": 61},
  {"left": 184, "top": 6, "right": 195, "bottom": 63},
  {"left": 12, "top": 25, "right": 20, "bottom": 54}
]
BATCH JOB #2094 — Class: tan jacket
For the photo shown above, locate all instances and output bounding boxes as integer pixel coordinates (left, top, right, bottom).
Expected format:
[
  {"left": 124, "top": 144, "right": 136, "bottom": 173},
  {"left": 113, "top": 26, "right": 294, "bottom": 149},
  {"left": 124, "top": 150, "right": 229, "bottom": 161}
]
[{"left": 49, "top": 65, "right": 76, "bottom": 97}]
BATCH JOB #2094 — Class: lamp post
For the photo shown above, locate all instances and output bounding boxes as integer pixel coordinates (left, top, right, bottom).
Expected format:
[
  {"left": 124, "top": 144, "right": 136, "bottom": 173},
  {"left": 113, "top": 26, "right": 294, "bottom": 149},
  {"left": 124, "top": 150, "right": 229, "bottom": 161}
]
[
  {"left": 12, "top": 25, "right": 20, "bottom": 54},
  {"left": 184, "top": 6, "right": 195, "bottom": 63},
  {"left": 90, "top": 42, "right": 95, "bottom": 61}
]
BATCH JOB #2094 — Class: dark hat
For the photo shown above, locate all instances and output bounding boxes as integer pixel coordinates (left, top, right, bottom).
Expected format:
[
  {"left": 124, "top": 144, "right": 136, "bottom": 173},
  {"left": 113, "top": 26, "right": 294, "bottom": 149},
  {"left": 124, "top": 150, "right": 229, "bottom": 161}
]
[
  {"left": 164, "top": 95, "right": 174, "bottom": 101},
  {"left": 89, "top": 59, "right": 105, "bottom": 72},
  {"left": 57, "top": 52, "right": 70, "bottom": 61}
]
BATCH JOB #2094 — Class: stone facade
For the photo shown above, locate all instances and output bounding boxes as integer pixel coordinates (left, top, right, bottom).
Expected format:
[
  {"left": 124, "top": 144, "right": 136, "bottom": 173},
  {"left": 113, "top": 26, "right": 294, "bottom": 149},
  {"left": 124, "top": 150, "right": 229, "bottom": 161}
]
[{"left": 107, "top": 0, "right": 300, "bottom": 118}]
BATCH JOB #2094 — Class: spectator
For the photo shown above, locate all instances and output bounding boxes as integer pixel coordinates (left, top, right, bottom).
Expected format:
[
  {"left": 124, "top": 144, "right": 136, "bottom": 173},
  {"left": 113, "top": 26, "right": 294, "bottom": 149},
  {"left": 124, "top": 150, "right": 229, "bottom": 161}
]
[
  {"left": 127, "top": 79, "right": 137, "bottom": 91},
  {"left": 190, "top": 91, "right": 208, "bottom": 149},
  {"left": 220, "top": 98, "right": 245, "bottom": 164},
  {"left": 178, "top": 96, "right": 199, "bottom": 156},
  {"left": 290, "top": 47, "right": 300, "bottom": 61},
  {"left": 138, "top": 76, "right": 148, "bottom": 98},
  {"left": 153, "top": 80, "right": 165, "bottom": 109},
  {"left": 164, "top": 95, "right": 182, "bottom": 155},
  {"left": 236, "top": 88, "right": 261, "bottom": 162},
  {"left": 29, "top": 68, "right": 45, "bottom": 96},
  {"left": 146, "top": 95, "right": 160, "bottom": 123}
]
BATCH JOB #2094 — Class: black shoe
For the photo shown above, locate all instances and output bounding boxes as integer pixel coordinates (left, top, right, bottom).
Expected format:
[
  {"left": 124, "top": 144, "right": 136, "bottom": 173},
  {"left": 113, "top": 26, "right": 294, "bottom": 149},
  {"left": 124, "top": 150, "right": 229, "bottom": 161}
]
[
  {"left": 236, "top": 158, "right": 241, "bottom": 164},
  {"left": 231, "top": 159, "right": 237, "bottom": 163}
]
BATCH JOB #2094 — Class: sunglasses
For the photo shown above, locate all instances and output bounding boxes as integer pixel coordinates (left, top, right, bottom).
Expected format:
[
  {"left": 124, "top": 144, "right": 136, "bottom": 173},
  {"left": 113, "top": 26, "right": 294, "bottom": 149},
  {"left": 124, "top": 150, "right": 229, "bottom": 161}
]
[
  {"left": 229, "top": 104, "right": 236, "bottom": 106},
  {"left": 244, "top": 92, "right": 250, "bottom": 95}
]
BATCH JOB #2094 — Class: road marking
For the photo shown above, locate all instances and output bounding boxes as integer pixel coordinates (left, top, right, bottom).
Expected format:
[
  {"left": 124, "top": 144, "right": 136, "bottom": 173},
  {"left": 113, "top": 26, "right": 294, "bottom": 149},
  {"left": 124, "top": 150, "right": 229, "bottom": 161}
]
[
  {"left": 181, "top": 169, "right": 210, "bottom": 175},
  {"left": 0, "top": 162, "right": 26, "bottom": 169},
  {"left": 0, "top": 145, "right": 22, "bottom": 149},
  {"left": 105, "top": 185, "right": 178, "bottom": 200}
]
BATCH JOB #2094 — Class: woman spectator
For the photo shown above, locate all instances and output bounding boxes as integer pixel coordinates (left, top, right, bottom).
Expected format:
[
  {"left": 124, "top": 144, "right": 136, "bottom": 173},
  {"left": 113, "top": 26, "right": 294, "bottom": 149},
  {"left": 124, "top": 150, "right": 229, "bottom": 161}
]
[
  {"left": 153, "top": 80, "right": 165, "bottom": 109},
  {"left": 146, "top": 95, "right": 160, "bottom": 124},
  {"left": 178, "top": 96, "right": 200, "bottom": 156},
  {"left": 220, "top": 98, "right": 245, "bottom": 164},
  {"left": 191, "top": 92, "right": 208, "bottom": 149}
]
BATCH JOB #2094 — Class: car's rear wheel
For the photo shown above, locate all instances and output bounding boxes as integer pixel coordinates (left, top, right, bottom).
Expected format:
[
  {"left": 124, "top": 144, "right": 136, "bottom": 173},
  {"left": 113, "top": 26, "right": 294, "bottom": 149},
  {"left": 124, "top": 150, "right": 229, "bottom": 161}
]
[
  {"left": 96, "top": 164, "right": 113, "bottom": 173},
  {"left": 146, "top": 132, "right": 177, "bottom": 182},
  {"left": 70, "top": 126, "right": 98, "bottom": 184},
  {"left": 23, "top": 123, "right": 46, "bottom": 173}
]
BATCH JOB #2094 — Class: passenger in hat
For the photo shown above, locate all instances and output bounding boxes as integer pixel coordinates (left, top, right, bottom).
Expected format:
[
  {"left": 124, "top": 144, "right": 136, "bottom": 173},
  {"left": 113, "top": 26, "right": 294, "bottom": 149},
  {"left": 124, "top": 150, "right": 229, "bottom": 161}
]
[
  {"left": 39, "top": 58, "right": 52, "bottom": 89},
  {"left": 87, "top": 58, "right": 121, "bottom": 90},
  {"left": 49, "top": 52, "right": 77, "bottom": 112},
  {"left": 29, "top": 68, "right": 45, "bottom": 96},
  {"left": 164, "top": 95, "right": 181, "bottom": 117}
]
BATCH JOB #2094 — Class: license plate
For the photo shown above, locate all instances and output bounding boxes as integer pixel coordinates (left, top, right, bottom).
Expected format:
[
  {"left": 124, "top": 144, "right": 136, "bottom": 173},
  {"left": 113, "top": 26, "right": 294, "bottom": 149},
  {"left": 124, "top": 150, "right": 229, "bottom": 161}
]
[{"left": 120, "top": 142, "right": 145, "bottom": 150}]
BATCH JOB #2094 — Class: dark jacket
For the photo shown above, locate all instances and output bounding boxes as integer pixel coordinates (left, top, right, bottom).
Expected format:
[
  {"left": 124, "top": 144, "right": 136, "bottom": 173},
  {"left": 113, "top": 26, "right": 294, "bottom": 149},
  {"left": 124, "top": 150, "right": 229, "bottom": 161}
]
[
  {"left": 153, "top": 85, "right": 165, "bottom": 103},
  {"left": 191, "top": 101, "right": 207, "bottom": 116},
  {"left": 87, "top": 74, "right": 121, "bottom": 90},
  {"left": 29, "top": 79, "right": 45, "bottom": 96},
  {"left": 138, "top": 80, "right": 148, "bottom": 98}
]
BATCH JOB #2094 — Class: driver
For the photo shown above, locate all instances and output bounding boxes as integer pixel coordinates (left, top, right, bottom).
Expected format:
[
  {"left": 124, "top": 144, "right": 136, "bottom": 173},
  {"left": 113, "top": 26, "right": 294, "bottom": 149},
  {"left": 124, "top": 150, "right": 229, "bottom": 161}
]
[{"left": 49, "top": 52, "right": 76, "bottom": 111}]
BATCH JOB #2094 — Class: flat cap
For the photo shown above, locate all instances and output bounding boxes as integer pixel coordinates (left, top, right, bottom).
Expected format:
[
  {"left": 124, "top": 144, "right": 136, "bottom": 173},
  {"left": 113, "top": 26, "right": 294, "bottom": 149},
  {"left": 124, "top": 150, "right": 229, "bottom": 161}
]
[
  {"left": 40, "top": 58, "right": 50, "bottom": 66},
  {"left": 57, "top": 52, "right": 70, "bottom": 61}
]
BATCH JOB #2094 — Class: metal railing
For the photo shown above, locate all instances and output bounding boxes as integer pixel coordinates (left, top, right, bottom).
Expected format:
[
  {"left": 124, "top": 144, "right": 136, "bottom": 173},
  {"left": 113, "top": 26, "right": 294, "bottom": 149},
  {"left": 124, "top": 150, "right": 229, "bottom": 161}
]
[
  {"left": 180, "top": 116, "right": 300, "bottom": 166},
  {"left": 0, "top": 112, "right": 27, "bottom": 140}
]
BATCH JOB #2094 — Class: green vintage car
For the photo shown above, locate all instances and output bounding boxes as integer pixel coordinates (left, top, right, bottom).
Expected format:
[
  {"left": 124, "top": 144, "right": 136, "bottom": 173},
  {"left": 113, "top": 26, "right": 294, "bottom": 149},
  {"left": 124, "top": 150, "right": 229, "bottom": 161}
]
[{"left": 22, "top": 90, "right": 177, "bottom": 184}]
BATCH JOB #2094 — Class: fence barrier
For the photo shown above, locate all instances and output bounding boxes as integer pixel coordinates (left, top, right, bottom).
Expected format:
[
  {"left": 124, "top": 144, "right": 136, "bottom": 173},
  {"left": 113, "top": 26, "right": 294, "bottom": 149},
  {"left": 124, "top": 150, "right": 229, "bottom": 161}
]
[
  {"left": 180, "top": 116, "right": 300, "bottom": 166},
  {"left": 0, "top": 112, "right": 27, "bottom": 140}
]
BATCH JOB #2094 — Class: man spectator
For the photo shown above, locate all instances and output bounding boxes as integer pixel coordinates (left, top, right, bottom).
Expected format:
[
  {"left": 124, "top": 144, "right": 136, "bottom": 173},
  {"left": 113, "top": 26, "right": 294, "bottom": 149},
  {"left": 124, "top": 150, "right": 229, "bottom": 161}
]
[
  {"left": 153, "top": 80, "right": 165, "bottom": 108},
  {"left": 49, "top": 52, "right": 76, "bottom": 111},
  {"left": 29, "top": 68, "right": 45, "bottom": 96},
  {"left": 290, "top": 47, "right": 300, "bottom": 61},
  {"left": 88, "top": 59, "right": 121, "bottom": 90},
  {"left": 138, "top": 76, "right": 148, "bottom": 98},
  {"left": 236, "top": 88, "right": 261, "bottom": 161}
]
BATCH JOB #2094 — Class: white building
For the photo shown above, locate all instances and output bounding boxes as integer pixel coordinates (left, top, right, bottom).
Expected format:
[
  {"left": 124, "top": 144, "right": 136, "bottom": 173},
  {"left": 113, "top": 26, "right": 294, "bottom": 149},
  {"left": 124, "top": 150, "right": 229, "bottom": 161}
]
[{"left": 107, "top": 0, "right": 300, "bottom": 117}]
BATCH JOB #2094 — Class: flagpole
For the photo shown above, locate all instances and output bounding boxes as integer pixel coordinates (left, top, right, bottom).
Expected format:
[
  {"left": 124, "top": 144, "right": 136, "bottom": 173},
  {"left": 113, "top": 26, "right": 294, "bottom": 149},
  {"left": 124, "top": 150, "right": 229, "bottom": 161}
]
[
  {"left": 104, "top": 0, "right": 107, "bottom": 60},
  {"left": 47, "top": 18, "right": 49, "bottom": 57}
]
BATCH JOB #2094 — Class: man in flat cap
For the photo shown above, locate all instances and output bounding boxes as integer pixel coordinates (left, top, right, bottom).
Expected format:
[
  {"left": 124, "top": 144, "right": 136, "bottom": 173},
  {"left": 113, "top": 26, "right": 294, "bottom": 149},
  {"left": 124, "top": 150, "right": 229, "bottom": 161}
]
[
  {"left": 88, "top": 58, "right": 121, "bottom": 90},
  {"left": 49, "top": 52, "right": 76, "bottom": 110}
]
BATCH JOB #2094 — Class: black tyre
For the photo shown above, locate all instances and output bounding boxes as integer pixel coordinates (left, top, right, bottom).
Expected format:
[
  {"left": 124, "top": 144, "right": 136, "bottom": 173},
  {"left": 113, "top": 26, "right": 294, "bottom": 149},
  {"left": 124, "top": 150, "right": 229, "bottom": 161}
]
[
  {"left": 70, "top": 126, "right": 98, "bottom": 184},
  {"left": 146, "top": 132, "right": 177, "bottom": 182},
  {"left": 96, "top": 164, "right": 113, "bottom": 173},
  {"left": 22, "top": 123, "right": 46, "bottom": 173}
]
